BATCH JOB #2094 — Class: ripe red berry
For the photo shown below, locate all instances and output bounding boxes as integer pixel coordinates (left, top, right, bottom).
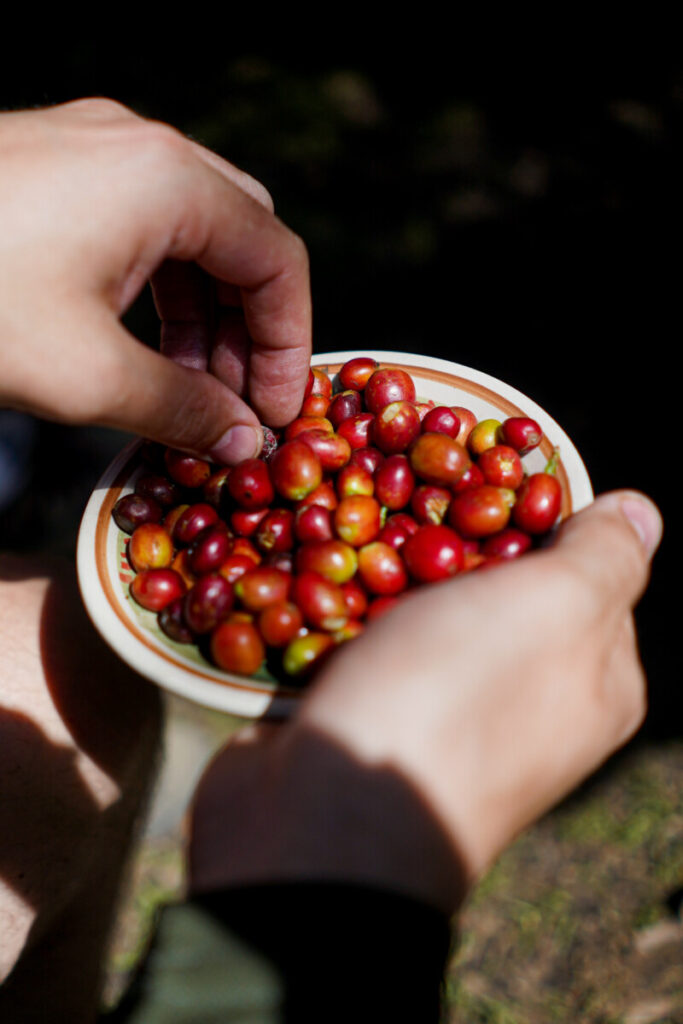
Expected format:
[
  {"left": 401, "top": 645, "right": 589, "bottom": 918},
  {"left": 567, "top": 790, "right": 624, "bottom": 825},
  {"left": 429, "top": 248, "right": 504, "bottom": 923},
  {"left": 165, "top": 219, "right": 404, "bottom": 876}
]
[
  {"left": 365, "top": 368, "right": 416, "bottom": 413},
  {"left": 258, "top": 601, "right": 304, "bottom": 648},
  {"left": 173, "top": 503, "right": 220, "bottom": 546},
  {"left": 512, "top": 473, "right": 562, "bottom": 534},
  {"left": 113, "top": 493, "right": 162, "bottom": 534},
  {"left": 372, "top": 401, "right": 421, "bottom": 454},
  {"left": 357, "top": 542, "right": 408, "bottom": 595},
  {"left": 477, "top": 445, "right": 524, "bottom": 490},
  {"left": 227, "top": 458, "right": 275, "bottom": 510},
  {"left": 115, "top": 358, "right": 566, "bottom": 685},
  {"left": 374, "top": 455, "right": 415, "bottom": 510},
  {"left": 295, "top": 539, "right": 358, "bottom": 584},
  {"left": 409, "top": 433, "right": 470, "bottom": 487},
  {"left": 291, "top": 572, "right": 349, "bottom": 631},
  {"left": 184, "top": 574, "right": 234, "bottom": 635},
  {"left": 402, "top": 524, "right": 464, "bottom": 582},
  {"left": 501, "top": 417, "right": 543, "bottom": 455},
  {"left": 164, "top": 449, "right": 212, "bottom": 489},
  {"left": 211, "top": 618, "right": 265, "bottom": 675},
  {"left": 130, "top": 568, "right": 185, "bottom": 612},
  {"left": 449, "top": 485, "right": 512, "bottom": 538},
  {"left": 338, "top": 357, "right": 380, "bottom": 391},
  {"left": 327, "top": 390, "right": 362, "bottom": 427},
  {"left": 421, "top": 406, "right": 461, "bottom": 438},
  {"left": 334, "top": 496, "right": 382, "bottom": 548},
  {"left": 481, "top": 528, "right": 533, "bottom": 560},
  {"left": 337, "top": 413, "right": 375, "bottom": 450},
  {"left": 269, "top": 441, "right": 323, "bottom": 501},
  {"left": 234, "top": 566, "right": 292, "bottom": 611}
]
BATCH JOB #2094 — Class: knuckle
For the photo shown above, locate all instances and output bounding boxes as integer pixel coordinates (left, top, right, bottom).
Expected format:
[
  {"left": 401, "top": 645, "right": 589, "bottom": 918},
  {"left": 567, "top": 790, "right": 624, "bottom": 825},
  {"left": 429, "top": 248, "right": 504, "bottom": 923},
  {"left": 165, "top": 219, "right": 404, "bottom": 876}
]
[
  {"left": 146, "top": 120, "right": 185, "bottom": 152},
  {"left": 141, "top": 118, "right": 185, "bottom": 152},
  {"left": 65, "top": 96, "right": 135, "bottom": 120},
  {"left": 135, "top": 120, "right": 188, "bottom": 165},
  {"left": 90, "top": 115, "right": 188, "bottom": 174}
]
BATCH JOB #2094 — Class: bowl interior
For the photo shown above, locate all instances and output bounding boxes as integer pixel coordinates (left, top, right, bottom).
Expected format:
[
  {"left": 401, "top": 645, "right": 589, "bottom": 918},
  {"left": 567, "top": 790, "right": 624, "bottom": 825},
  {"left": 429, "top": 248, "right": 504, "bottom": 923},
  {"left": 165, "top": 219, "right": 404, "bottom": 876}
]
[{"left": 77, "top": 350, "right": 592, "bottom": 718}]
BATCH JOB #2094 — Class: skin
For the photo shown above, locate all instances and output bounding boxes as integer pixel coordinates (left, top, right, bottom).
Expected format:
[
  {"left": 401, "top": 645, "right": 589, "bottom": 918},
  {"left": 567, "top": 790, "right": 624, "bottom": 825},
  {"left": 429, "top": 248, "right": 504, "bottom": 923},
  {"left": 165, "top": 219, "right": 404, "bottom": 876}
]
[
  {"left": 0, "top": 556, "right": 162, "bottom": 1022},
  {"left": 0, "top": 98, "right": 310, "bottom": 1019},
  {"left": 190, "top": 491, "right": 662, "bottom": 916},
  {"left": 0, "top": 99, "right": 664, "bottom": 1018},
  {"left": 0, "top": 99, "right": 312, "bottom": 462}
]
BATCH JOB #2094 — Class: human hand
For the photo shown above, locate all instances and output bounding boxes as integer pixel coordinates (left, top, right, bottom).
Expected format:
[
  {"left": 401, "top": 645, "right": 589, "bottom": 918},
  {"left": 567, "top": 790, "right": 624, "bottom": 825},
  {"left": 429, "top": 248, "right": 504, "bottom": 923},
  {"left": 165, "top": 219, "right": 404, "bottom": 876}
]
[
  {"left": 0, "top": 99, "right": 311, "bottom": 463},
  {"left": 189, "top": 491, "right": 661, "bottom": 914}
]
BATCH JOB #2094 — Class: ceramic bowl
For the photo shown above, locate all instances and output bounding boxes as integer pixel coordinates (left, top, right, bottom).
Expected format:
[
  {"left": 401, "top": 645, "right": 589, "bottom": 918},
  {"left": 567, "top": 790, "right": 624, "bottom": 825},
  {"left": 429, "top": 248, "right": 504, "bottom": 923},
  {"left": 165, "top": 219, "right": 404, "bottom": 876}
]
[{"left": 77, "top": 350, "right": 593, "bottom": 718}]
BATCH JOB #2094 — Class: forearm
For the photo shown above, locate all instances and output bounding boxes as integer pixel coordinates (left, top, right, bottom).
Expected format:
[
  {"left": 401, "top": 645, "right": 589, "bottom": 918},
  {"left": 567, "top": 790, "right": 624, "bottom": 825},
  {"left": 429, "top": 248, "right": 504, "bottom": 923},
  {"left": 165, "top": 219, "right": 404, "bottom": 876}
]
[
  {"left": 190, "top": 721, "right": 468, "bottom": 916},
  {"left": 190, "top": 491, "right": 660, "bottom": 921}
]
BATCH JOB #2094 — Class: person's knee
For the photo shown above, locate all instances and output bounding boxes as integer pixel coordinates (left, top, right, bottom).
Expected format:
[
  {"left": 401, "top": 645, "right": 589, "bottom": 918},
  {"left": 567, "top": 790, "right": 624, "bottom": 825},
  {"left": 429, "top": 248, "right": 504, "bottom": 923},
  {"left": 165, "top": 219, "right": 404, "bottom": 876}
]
[{"left": 0, "top": 555, "right": 163, "bottom": 978}]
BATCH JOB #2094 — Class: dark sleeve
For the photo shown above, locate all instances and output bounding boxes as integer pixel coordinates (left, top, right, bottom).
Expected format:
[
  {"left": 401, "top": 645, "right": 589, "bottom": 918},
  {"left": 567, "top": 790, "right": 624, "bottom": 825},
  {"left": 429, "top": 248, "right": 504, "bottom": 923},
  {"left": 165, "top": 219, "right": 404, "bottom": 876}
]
[{"left": 102, "top": 882, "right": 453, "bottom": 1023}]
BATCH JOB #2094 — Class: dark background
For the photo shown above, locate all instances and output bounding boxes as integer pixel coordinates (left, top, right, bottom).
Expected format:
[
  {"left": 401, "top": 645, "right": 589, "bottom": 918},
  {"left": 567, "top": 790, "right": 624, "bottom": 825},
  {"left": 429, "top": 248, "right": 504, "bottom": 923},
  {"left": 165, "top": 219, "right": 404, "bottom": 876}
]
[{"left": 1, "top": 46, "right": 679, "bottom": 734}]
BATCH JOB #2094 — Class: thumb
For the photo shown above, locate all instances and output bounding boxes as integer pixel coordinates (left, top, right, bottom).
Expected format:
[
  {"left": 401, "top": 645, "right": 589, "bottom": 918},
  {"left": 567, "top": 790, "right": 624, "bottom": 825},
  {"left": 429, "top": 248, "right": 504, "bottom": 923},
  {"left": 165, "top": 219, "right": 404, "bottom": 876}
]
[
  {"left": 550, "top": 489, "right": 662, "bottom": 610},
  {"left": 70, "top": 313, "right": 264, "bottom": 464}
]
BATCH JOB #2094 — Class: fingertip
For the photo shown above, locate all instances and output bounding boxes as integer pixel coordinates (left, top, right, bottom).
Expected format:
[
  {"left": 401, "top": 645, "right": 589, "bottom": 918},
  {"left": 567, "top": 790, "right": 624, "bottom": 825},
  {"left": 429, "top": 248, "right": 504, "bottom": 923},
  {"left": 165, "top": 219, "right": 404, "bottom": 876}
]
[
  {"left": 547, "top": 489, "right": 662, "bottom": 612},
  {"left": 615, "top": 492, "right": 663, "bottom": 559},
  {"left": 208, "top": 424, "right": 263, "bottom": 465},
  {"left": 561, "top": 487, "right": 663, "bottom": 561}
]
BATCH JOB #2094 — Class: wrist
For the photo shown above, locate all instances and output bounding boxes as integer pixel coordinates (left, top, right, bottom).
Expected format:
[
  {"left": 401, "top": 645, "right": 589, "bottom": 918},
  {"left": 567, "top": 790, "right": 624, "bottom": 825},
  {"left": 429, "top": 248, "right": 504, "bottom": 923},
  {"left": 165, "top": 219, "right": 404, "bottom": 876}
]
[{"left": 188, "top": 720, "right": 467, "bottom": 916}]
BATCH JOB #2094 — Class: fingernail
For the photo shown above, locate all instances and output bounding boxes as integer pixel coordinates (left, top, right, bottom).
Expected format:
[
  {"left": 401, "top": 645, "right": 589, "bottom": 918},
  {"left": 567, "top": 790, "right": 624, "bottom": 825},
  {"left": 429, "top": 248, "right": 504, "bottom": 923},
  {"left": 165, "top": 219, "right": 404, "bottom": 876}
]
[
  {"left": 620, "top": 494, "right": 663, "bottom": 557},
  {"left": 209, "top": 425, "right": 261, "bottom": 465}
]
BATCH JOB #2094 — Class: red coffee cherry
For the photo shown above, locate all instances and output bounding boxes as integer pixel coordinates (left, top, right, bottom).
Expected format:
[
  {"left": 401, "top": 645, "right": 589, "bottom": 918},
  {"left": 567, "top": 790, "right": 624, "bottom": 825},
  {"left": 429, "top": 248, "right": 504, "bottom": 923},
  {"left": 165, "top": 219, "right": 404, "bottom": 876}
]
[
  {"left": 402, "top": 525, "right": 464, "bottom": 583},
  {"left": 114, "top": 358, "right": 565, "bottom": 683}
]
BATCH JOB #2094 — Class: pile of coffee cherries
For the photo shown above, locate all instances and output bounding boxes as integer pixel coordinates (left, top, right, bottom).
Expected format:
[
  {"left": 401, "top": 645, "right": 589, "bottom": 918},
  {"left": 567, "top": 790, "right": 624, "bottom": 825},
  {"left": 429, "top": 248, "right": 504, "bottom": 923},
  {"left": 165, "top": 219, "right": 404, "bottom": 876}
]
[{"left": 112, "top": 358, "right": 563, "bottom": 683}]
